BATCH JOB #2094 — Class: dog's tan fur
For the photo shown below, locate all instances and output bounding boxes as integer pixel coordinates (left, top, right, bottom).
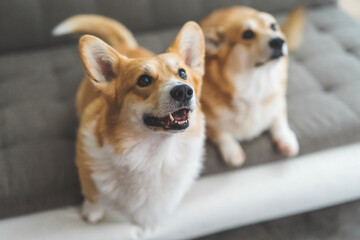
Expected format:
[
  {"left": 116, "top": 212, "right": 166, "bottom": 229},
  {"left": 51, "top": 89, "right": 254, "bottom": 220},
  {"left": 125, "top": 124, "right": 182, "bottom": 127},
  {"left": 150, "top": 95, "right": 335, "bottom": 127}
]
[
  {"left": 201, "top": 7, "right": 304, "bottom": 166},
  {"left": 53, "top": 15, "right": 205, "bottom": 226}
]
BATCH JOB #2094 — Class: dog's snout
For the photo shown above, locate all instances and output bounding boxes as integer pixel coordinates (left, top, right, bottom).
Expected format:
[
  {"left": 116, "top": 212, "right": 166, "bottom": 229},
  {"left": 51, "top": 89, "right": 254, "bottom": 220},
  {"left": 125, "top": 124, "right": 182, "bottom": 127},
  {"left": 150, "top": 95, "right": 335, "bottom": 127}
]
[
  {"left": 170, "top": 84, "right": 193, "bottom": 102},
  {"left": 269, "top": 38, "right": 285, "bottom": 50}
]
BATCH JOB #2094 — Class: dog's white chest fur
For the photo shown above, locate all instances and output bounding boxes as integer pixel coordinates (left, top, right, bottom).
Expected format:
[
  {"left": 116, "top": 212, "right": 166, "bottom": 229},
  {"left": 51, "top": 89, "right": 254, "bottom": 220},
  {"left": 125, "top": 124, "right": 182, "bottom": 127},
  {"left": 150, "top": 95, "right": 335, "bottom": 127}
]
[
  {"left": 223, "top": 60, "right": 286, "bottom": 140},
  {"left": 81, "top": 119, "right": 204, "bottom": 226}
]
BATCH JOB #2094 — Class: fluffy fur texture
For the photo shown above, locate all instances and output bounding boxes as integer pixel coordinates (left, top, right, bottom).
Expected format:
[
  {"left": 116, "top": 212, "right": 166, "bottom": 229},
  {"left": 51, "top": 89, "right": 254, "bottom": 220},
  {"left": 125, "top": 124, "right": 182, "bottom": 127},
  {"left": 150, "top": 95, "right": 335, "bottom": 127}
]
[
  {"left": 200, "top": 7, "right": 305, "bottom": 166},
  {"left": 53, "top": 15, "right": 206, "bottom": 227}
]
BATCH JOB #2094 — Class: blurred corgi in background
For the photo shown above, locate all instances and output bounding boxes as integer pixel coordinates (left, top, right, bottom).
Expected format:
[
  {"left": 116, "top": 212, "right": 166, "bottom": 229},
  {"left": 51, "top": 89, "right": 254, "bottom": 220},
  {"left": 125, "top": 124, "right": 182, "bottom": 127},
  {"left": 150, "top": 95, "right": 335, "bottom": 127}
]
[
  {"left": 53, "top": 15, "right": 205, "bottom": 226},
  {"left": 200, "top": 7, "right": 305, "bottom": 166}
]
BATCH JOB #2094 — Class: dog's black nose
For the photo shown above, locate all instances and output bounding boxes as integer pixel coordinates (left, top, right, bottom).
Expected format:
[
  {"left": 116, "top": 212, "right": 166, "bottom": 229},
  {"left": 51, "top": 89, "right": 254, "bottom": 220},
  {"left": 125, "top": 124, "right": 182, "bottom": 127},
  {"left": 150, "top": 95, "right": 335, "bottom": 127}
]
[
  {"left": 170, "top": 84, "right": 193, "bottom": 102},
  {"left": 269, "top": 38, "right": 285, "bottom": 49}
]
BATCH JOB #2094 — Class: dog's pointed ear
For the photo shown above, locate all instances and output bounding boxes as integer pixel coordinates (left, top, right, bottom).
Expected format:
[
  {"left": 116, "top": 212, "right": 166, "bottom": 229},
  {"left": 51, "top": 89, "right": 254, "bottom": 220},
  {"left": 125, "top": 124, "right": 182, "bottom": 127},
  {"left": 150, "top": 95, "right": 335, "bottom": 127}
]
[
  {"left": 79, "top": 35, "right": 126, "bottom": 90},
  {"left": 203, "top": 27, "right": 225, "bottom": 55},
  {"left": 168, "top": 21, "right": 205, "bottom": 75}
]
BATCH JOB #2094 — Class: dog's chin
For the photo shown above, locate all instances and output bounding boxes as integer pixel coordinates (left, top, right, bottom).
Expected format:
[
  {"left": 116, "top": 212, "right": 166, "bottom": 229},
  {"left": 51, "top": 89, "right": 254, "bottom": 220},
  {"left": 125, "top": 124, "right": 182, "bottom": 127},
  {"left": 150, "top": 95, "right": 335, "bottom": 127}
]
[
  {"left": 143, "top": 108, "right": 192, "bottom": 133},
  {"left": 255, "top": 51, "right": 285, "bottom": 67},
  {"left": 270, "top": 50, "right": 285, "bottom": 60}
]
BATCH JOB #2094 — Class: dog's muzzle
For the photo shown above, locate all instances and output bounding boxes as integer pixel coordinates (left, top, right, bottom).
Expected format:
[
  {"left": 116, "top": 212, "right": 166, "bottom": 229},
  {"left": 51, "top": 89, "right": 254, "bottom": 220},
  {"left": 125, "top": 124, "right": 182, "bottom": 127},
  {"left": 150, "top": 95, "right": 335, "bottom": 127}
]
[{"left": 143, "top": 84, "right": 195, "bottom": 131}]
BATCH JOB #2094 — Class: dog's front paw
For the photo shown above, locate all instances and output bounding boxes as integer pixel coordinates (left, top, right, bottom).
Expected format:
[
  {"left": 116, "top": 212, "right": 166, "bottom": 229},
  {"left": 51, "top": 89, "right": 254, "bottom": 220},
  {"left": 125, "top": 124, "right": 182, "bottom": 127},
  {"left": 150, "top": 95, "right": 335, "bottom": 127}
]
[
  {"left": 273, "top": 129, "right": 299, "bottom": 157},
  {"left": 219, "top": 139, "right": 246, "bottom": 167},
  {"left": 81, "top": 200, "right": 105, "bottom": 224}
]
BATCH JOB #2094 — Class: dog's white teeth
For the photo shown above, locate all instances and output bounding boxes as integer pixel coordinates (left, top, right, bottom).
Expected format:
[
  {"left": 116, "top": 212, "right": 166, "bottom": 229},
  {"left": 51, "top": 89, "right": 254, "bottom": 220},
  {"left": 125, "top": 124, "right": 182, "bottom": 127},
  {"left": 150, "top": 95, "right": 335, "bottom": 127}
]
[
  {"left": 174, "top": 120, "right": 178, "bottom": 124},
  {"left": 186, "top": 112, "right": 190, "bottom": 119},
  {"left": 178, "top": 120, "right": 187, "bottom": 125},
  {"left": 169, "top": 113, "right": 174, "bottom": 122}
]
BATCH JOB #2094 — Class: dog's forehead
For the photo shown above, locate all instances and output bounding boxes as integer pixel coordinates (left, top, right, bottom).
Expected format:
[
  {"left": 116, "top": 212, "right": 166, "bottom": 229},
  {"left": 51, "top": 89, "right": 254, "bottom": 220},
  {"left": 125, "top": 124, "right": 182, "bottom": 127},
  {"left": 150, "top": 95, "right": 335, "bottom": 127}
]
[
  {"left": 136, "top": 55, "right": 181, "bottom": 77},
  {"left": 158, "top": 54, "right": 180, "bottom": 70},
  {"left": 244, "top": 19, "right": 257, "bottom": 30},
  {"left": 141, "top": 59, "right": 158, "bottom": 73},
  {"left": 165, "top": 58, "right": 179, "bottom": 71},
  {"left": 257, "top": 12, "right": 275, "bottom": 26}
]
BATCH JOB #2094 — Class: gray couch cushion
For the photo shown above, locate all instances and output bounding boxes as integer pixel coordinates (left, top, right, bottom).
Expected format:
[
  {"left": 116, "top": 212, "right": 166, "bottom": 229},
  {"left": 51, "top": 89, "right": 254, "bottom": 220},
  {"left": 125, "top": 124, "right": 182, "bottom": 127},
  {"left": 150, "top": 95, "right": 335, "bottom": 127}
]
[
  {"left": 0, "top": 44, "right": 83, "bottom": 218},
  {"left": 0, "top": 0, "right": 336, "bottom": 53},
  {"left": 1, "top": 5, "right": 360, "bottom": 219}
]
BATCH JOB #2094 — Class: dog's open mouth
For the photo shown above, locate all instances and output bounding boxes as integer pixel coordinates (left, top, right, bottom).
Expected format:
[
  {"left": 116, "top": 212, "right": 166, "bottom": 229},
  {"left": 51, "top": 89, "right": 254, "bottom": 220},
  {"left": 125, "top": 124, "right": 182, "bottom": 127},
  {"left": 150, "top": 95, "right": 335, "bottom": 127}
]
[
  {"left": 255, "top": 51, "right": 284, "bottom": 67},
  {"left": 144, "top": 108, "right": 191, "bottom": 131}
]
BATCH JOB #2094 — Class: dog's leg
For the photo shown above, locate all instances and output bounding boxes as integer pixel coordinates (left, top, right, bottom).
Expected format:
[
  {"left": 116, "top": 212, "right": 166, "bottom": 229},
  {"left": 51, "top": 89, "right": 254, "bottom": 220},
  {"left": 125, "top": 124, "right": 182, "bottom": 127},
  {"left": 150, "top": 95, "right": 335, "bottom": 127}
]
[
  {"left": 216, "top": 132, "right": 246, "bottom": 166},
  {"left": 76, "top": 144, "right": 104, "bottom": 223},
  {"left": 81, "top": 199, "right": 105, "bottom": 224},
  {"left": 270, "top": 112, "right": 299, "bottom": 157}
]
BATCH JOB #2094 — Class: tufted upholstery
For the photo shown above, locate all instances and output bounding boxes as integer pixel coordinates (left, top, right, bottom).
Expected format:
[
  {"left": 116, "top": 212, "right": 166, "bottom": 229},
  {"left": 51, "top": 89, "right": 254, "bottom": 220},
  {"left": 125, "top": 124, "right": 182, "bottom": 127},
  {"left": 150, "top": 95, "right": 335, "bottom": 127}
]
[
  {"left": 1, "top": 2, "right": 359, "bottom": 219},
  {"left": 0, "top": 0, "right": 335, "bottom": 53}
]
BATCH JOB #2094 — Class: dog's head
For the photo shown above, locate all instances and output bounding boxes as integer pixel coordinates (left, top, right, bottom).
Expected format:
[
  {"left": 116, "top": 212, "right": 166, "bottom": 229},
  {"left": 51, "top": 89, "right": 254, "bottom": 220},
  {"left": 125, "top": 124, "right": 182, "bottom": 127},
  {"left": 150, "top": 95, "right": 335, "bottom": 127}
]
[
  {"left": 79, "top": 22, "right": 204, "bottom": 133},
  {"left": 202, "top": 7, "right": 287, "bottom": 70}
]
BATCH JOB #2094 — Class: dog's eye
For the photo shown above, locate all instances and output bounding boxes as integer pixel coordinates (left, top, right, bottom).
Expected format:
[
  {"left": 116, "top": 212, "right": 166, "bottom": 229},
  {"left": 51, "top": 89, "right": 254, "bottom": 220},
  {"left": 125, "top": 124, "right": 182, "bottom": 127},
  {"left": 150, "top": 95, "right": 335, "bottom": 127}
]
[
  {"left": 242, "top": 30, "right": 255, "bottom": 40},
  {"left": 137, "top": 74, "right": 153, "bottom": 87},
  {"left": 178, "top": 68, "right": 187, "bottom": 80},
  {"left": 270, "top": 23, "right": 277, "bottom": 31}
]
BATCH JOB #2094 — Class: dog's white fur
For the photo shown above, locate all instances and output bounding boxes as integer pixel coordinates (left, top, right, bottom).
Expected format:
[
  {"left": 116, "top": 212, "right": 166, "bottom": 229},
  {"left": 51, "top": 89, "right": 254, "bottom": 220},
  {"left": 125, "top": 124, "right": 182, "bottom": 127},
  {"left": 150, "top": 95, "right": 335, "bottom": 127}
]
[
  {"left": 215, "top": 57, "right": 299, "bottom": 165},
  {"left": 81, "top": 115, "right": 205, "bottom": 226}
]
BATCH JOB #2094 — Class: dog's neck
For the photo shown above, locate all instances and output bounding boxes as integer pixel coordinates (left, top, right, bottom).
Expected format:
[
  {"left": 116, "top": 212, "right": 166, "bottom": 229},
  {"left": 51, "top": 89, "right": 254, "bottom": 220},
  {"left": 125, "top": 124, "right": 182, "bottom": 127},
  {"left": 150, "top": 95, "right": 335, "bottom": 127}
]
[{"left": 226, "top": 57, "right": 287, "bottom": 103}]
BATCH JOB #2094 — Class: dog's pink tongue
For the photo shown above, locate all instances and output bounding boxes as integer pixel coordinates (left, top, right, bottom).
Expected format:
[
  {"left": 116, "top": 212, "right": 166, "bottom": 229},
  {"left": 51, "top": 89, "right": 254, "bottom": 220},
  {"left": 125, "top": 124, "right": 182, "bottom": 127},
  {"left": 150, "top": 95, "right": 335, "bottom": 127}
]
[{"left": 173, "top": 109, "right": 187, "bottom": 121}]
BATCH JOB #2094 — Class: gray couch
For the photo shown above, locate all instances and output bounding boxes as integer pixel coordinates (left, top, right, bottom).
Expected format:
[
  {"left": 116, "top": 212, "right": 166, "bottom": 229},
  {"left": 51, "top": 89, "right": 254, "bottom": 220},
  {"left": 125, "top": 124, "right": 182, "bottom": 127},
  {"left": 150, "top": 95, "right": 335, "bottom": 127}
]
[{"left": 1, "top": 0, "right": 360, "bottom": 239}]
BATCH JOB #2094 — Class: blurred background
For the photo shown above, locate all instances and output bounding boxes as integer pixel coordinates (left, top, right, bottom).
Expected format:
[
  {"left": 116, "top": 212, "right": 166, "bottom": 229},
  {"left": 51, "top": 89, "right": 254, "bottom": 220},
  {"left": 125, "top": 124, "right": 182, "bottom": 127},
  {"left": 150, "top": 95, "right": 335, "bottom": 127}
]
[{"left": 0, "top": 0, "right": 359, "bottom": 239}]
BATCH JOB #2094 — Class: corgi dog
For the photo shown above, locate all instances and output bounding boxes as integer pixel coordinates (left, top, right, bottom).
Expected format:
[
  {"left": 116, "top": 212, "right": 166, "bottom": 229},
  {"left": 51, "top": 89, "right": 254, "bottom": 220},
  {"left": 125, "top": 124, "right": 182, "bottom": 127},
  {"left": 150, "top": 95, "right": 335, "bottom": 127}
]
[
  {"left": 200, "top": 7, "right": 305, "bottom": 166},
  {"left": 52, "top": 15, "right": 205, "bottom": 227}
]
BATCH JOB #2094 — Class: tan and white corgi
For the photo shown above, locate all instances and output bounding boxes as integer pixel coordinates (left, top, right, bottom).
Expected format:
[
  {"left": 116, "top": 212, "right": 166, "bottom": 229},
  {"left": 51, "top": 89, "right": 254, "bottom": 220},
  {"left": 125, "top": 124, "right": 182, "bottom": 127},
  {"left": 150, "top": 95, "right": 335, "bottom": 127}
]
[
  {"left": 53, "top": 15, "right": 205, "bottom": 227},
  {"left": 200, "top": 7, "right": 305, "bottom": 166}
]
